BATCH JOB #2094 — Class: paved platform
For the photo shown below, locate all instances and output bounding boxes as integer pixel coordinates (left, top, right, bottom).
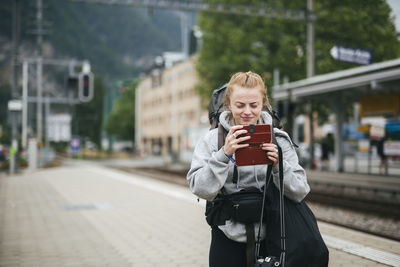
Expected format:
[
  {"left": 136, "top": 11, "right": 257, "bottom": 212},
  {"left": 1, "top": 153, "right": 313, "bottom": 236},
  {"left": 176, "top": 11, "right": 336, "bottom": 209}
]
[{"left": 0, "top": 162, "right": 399, "bottom": 267}]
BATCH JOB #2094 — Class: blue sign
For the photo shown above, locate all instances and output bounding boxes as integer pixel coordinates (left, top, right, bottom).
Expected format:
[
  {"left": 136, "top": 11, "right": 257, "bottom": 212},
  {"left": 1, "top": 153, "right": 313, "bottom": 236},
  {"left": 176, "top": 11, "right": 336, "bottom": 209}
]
[
  {"left": 70, "top": 137, "right": 81, "bottom": 155},
  {"left": 330, "top": 46, "right": 373, "bottom": 65},
  {"left": 386, "top": 122, "right": 400, "bottom": 134}
]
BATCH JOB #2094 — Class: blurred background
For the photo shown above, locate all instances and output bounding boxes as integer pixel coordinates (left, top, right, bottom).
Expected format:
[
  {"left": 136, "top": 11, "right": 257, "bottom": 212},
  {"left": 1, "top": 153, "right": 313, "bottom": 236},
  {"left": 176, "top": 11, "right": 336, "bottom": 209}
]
[
  {"left": 1, "top": 1, "right": 400, "bottom": 266},
  {"left": 0, "top": 0, "right": 400, "bottom": 176}
]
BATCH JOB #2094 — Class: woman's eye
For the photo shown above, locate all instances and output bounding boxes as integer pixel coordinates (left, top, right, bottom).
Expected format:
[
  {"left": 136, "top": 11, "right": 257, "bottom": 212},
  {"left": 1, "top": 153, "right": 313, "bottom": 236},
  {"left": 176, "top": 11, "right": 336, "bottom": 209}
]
[{"left": 250, "top": 104, "right": 258, "bottom": 108}]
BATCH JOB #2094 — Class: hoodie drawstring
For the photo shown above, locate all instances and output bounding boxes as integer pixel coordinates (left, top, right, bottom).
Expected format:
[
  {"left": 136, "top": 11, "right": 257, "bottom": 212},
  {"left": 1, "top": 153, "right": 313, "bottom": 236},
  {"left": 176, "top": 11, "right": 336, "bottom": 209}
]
[
  {"left": 254, "top": 165, "right": 262, "bottom": 191},
  {"left": 236, "top": 169, "right": 240, "bottom": 189}
]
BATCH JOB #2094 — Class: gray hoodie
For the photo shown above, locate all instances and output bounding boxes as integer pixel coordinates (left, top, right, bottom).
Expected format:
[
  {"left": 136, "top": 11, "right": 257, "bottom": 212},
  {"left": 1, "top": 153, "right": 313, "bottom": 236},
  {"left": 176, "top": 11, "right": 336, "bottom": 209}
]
[{"left": 187, "top": 111, "right": 310, "bottom": 242}]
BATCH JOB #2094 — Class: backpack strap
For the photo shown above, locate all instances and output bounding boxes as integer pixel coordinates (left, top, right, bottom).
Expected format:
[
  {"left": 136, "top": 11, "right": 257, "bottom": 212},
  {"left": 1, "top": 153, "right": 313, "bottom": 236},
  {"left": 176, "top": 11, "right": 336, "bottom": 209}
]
[
  {"left": 217, "top": 123, "right": 226, "bottom": 149},
  {"left": 265, "top": 108, "right": 283, "bottom": 130}
]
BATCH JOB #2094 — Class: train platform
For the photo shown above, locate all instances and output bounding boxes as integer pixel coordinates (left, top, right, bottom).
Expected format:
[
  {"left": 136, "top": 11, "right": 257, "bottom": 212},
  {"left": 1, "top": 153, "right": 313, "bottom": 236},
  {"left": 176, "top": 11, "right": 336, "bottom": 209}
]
[{"left": 0, "top": 161, "right": 399, "bottom": 267}]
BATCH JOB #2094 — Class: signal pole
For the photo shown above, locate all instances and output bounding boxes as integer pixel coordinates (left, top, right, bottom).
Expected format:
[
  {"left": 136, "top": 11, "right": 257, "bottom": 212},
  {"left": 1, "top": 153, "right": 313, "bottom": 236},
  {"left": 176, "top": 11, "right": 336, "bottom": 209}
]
[
  {"left": 12, "top": 0, "right": 20, "bottom": 97},
  {"left": 307, "top": 0, "right": 315, "bottom": 79},
  {"left": 10, "top": 0, "right": 20, "bottom": 175},
  {"left": 36, "top": 0, "right": 44, "bottom": 144},
  {"left": 307, "top": 0, "right": 316, "bottom": 169}
]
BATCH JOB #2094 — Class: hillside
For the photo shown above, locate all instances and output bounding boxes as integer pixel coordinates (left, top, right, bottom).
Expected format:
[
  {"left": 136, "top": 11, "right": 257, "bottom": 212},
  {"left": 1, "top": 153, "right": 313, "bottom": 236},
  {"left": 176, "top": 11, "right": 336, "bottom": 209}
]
[{"left": 0, "top": 0, "right": 183, "bottom": 82}]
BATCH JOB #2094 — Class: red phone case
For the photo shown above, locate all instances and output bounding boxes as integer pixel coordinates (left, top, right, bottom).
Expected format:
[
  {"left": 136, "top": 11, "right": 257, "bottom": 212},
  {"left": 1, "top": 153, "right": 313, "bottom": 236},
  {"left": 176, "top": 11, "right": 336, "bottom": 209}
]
[{"left": 235, "top": 124, "right": 272, "bottom": 166}]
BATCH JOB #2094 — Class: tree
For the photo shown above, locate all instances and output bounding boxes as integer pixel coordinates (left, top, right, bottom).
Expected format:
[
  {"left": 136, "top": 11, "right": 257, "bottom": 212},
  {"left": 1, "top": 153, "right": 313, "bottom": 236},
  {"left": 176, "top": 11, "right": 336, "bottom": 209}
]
[
  {"left": 314, "top": 0, "right": 399, "bottom": 74},
  {"left": 196, "top": 0, "right": 307, "bottom": 106},
  {"left": 71, "top": 76, "right": 105, "bottom": 148},
  {"left": 195, "top": 0, "right": 400, "bottom": 107},
  {"left": 104, "top": 80, "right": 136, "bottom": 144}
]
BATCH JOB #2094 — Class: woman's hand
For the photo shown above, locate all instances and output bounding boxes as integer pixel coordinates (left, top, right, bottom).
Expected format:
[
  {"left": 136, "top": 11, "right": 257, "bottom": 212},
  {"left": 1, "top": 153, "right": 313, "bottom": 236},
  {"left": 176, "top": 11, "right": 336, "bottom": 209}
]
[
  {"left": 222, "top": 125, "right": 250, "bottom": 156},
  {"left": 262, "top": 143, "right": 279, "bottom": 166}
]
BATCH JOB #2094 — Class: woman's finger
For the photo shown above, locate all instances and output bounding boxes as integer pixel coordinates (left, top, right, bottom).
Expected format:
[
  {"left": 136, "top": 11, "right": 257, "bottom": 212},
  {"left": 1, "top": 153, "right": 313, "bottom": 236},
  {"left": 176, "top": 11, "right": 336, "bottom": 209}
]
[
  {"left": 266, "top": 151, "right": 279, "bottom": 166},
  {"left": 262, "top": 143, "right": 277, "bottom": 152},
  {"left": 235, "top": 135, "right": 251, "bottom": 144},
  {"left": 233, "top": 143, "right": 249, "bottom": 150},
  {"left": 229, "top": 125, "right": 243, "bottom": 134},
  {"left": 232, "top": 129, "right": 248, "bottom": 138}
]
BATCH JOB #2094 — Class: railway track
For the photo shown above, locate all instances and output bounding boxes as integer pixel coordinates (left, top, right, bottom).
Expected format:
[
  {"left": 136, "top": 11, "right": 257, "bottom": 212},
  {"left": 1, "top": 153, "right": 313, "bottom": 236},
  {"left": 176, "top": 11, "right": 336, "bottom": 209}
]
[
  {"left": 112, "top": 165, "right": 400, "bottom": 241},
  {"left": 305, "top": 192, "right": 400, "bottom": 219}
]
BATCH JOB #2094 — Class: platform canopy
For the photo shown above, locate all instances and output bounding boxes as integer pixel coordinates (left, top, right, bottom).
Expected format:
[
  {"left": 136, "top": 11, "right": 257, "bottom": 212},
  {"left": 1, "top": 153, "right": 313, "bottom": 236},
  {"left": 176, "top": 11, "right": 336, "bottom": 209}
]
[
  {"left": 272, "top": 58, "right": 400, "bottom": 173},
  {"left": 272, "top": 58, "right": 400, "bottom": 101}
]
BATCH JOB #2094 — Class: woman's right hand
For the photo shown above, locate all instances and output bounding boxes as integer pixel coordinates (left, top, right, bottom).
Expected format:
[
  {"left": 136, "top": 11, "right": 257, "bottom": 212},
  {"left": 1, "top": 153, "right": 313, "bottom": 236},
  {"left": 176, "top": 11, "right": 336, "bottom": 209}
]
[{"left": 222, "top": 125, "right": 251, "bottom": 156}]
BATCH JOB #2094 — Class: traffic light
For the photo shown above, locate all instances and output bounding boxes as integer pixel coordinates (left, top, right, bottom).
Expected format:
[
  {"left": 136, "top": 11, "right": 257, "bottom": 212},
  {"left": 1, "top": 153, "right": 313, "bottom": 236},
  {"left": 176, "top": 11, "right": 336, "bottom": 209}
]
[
  {"left": 78, "top": 72, "right": 94, "bottom": 102},
  {"left": 82, "top": 74, "right": 90, "bottom": 96}
]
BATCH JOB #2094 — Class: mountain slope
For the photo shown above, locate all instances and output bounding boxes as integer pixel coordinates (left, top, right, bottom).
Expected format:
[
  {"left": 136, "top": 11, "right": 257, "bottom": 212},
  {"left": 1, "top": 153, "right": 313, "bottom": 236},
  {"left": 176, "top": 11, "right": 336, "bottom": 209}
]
[{"left": 0, "top": 0, "right": 182, "bottom": 80}]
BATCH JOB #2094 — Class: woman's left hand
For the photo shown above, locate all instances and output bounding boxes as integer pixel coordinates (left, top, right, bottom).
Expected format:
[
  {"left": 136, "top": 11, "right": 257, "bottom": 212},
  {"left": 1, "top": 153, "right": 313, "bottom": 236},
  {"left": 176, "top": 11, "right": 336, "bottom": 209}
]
[{"left": 261, "top": 143, "right": 279, "bottom": 166}]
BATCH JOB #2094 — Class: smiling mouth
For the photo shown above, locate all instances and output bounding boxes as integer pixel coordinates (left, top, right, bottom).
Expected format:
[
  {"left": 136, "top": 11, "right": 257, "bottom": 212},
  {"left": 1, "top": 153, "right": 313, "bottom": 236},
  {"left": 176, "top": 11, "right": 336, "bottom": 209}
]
[{"left": 242, "top": 117, "right": 253, "bottom": 121}]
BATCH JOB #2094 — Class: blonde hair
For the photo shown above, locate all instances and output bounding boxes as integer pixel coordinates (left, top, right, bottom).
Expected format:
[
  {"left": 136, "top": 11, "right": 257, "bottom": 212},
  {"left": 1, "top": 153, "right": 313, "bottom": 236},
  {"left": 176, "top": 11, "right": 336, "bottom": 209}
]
[{"left": 224, "top": 71, "right": 272, "bottom": 111}]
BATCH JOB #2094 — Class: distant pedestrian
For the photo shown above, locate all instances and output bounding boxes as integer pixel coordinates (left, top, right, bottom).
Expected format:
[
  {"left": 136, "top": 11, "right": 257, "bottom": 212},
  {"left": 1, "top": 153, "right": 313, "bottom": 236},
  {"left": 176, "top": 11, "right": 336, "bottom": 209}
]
[
  {"left": 320, "top": 133, "right": 333, "bottom": 171},
  {"left": 377, "top": 138, "right": 388, "bottom": 175},
  {"left": 187, "top": 72, "right": 319, "bottom": 267}
]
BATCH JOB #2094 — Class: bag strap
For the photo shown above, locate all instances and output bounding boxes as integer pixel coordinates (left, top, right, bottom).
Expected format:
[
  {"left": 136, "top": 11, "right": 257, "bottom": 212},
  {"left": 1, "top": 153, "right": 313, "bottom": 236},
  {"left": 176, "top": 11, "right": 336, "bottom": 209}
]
[
  {"left": 278, "top": 145, "right": 286, "bottom": 267},
  {"left": 246, "top": 224, "right": 256, "bottom": 267},
  {"left": 255, "top": 164, "right": 273, "bottom": 258},
  {"left": 255, "top": 135, "right": 286, "bottom": 267}
]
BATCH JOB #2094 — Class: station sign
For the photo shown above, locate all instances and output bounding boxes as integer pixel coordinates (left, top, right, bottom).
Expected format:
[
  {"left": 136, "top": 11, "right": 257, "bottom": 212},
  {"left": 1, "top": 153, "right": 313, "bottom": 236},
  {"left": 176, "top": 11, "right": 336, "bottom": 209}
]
[
  {"left": 384, "top": 141, "right": 400, "bottom": 156},
  {"left": 330, "top": 46, "right": 373, "bottom": 65},
  {"left": 386, "top": 122, "right": 400, "bottom": 134},
  {"left": 358, "top": 139, "right": 370, "bottom": 153},
  {"left": 360, "top": 94, "right": 400, "bottom": 117},
  {"left": 357, "top": 125, "right": 370, "bottom": 133},
  {"left": 8, "top": 100, "right": 22, "bottom": 111}
]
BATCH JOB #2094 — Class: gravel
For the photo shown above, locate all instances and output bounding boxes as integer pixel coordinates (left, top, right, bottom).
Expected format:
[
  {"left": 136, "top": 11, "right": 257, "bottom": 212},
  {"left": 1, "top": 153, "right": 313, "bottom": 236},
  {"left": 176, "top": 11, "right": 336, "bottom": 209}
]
[{"left": 308, "top": 201, "right": 400, "bottom": 241}]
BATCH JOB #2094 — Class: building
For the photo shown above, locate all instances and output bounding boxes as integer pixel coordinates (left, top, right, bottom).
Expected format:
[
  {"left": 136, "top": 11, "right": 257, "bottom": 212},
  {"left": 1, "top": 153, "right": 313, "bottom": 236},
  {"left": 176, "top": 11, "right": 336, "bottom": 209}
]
[{"left": 135, "top": 56, "right": 208, "bottom": 161}]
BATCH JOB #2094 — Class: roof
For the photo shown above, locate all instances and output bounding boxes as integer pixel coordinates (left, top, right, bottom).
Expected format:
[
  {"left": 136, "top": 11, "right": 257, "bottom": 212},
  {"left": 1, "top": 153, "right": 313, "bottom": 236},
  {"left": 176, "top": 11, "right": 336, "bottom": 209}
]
[{"left": 272, "top": 58, "right": 400, "bottom": 101}]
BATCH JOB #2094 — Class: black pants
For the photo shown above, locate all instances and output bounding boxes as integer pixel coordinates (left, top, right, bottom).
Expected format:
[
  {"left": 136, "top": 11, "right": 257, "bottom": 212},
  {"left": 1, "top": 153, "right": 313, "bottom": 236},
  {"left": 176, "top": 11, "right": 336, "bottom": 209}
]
[{"left": 209, "top": 226, "right": 266, "bottom": 267}]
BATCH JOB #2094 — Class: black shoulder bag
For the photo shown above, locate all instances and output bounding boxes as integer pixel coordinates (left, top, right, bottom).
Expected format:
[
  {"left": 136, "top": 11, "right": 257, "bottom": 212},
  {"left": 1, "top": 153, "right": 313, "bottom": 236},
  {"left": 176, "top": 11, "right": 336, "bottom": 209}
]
[{"left": 256, "top": 146, "right": 329, "bottom": 267}]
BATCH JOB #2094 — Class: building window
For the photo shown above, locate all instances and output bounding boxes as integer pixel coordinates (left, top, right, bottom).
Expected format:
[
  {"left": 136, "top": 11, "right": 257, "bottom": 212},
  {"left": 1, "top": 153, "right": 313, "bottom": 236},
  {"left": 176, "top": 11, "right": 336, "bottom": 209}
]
[{"left": 151, "top": 69, "right": 162, "bottom": 88}]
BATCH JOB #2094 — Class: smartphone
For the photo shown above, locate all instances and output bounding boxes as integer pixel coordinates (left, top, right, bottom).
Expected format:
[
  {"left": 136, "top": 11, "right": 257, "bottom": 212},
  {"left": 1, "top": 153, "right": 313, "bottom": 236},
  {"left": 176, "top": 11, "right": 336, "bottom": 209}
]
[{"left": 235, "top": 124, "right": 272, "bottom": 166}]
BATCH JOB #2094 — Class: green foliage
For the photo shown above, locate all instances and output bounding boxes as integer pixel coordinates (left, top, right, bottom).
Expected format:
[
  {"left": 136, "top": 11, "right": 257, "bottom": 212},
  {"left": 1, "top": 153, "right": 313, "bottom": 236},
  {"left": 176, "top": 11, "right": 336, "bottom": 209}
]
[
  {"left": 71, "top": 76, "right": 106, "bottom": 148},
  {"left": 195, "top": 0, "right": 400, "bottom": 108},
  {"left": 45, "top": 1, "right": 179, "bottom": 78},
  {"left": 50, "top": 141, "right": 69, "bottom": 154},
  {"left": 104, "top": 81, "right": 137, "bottom": 143},
  {"left": 314, "top": 0, "right": 400, "bottom": 74},
  {"left": 196, "top": 0, "right": 306, "bottom": 105}
]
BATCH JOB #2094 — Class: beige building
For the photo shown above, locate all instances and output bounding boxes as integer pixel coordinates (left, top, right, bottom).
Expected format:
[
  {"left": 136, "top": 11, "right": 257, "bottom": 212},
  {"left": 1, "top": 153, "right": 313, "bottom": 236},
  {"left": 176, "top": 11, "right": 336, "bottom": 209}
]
[{"left": 135, "top": 56, "right": 208, "bottom": 159}]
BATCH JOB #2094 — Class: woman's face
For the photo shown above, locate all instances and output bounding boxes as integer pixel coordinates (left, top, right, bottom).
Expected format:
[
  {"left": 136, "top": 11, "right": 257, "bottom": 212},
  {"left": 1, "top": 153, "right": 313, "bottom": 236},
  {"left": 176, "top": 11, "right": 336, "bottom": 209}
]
[{"left": 228, "top": 86, "right": 263, "bottom": 125}]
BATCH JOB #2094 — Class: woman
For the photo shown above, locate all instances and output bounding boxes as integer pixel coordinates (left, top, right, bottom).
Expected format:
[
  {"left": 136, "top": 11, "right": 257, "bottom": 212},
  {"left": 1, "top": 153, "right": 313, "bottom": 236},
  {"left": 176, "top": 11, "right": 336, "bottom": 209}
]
[{"left": 187, "top": 71, "right": 310, "bottom": 267}]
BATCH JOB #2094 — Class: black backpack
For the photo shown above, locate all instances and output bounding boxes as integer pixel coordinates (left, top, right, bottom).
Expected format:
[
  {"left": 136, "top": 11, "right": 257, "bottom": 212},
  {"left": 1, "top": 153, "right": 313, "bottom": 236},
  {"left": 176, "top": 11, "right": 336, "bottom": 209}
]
[{"left": 208, "top": 83, "right": 283, "bottom": 130}]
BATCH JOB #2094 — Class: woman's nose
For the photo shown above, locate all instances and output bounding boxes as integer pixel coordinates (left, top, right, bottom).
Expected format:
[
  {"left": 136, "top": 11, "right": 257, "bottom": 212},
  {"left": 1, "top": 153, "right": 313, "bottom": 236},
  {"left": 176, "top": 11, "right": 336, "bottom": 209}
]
[{"left": 243, "top": 105, "right": 251, "bottom": 114}]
